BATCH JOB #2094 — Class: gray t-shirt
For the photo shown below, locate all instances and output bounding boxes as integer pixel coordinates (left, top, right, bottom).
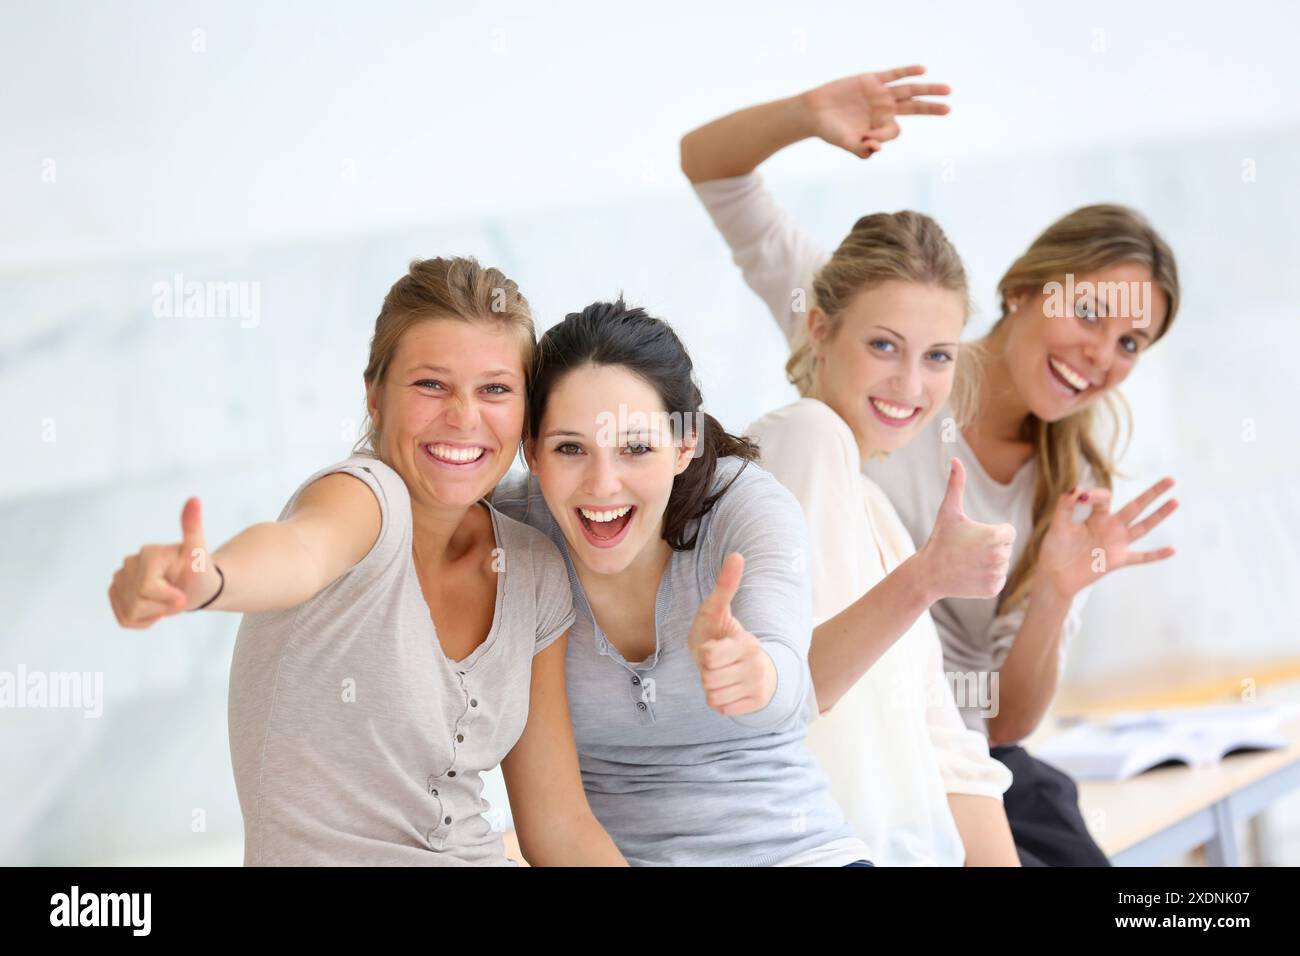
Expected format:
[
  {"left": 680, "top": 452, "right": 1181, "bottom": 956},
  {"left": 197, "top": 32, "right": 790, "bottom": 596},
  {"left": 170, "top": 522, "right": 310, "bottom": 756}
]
[
  {"left": 228, "top": 454, "right": 576, "bottom": 866},
  {"left": 492, "top": 456, "right": 861, "bottom": 866},
  {"left": 864, "top": 409, "right": 1093, "bottom": 736}
]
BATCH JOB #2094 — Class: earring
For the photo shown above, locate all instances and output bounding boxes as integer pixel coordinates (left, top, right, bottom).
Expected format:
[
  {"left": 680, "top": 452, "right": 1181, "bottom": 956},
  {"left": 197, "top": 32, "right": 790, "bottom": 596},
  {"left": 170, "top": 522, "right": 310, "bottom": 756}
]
[{"left": 1009, "top": 303, "right": 1019, "bottom": 314}]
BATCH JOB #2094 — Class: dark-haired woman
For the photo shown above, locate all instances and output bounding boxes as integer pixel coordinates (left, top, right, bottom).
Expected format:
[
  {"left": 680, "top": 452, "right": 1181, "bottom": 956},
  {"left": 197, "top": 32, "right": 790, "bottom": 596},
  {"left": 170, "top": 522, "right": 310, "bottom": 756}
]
[{"left": 492, "top": 299, "right": 871, "bottom": 866}]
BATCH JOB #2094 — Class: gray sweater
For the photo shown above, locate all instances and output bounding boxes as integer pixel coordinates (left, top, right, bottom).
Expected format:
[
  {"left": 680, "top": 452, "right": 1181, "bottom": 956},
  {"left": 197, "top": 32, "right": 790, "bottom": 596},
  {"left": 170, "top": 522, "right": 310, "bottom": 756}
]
[{"left": 492, "top": 456, "right": 861, "bottom": 865}]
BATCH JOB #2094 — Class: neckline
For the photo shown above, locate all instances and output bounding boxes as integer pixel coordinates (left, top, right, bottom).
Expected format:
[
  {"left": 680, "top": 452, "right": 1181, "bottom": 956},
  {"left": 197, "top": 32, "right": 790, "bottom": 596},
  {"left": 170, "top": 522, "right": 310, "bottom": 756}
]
[
  {"left": 408, "top": 499, "right": 507, "bottom": 672},
  {"left": 566, "top": 539, "right": 675, "bottom": 670},
  {"left": 953, "top": 411, "right": 1035, "bottom": 491}
]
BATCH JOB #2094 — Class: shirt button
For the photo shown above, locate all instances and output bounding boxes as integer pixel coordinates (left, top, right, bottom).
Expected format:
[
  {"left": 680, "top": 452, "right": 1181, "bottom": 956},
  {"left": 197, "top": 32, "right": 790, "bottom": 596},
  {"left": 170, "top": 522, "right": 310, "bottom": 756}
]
[
  {"left": 470, "top": 699, "right": 478, "bottom": 708},
  {"left": 456, "top": 734, "right": 464, "bottom": 743},
  {"left": 636, "top": 701, "right": 647, "bottom": 712},
  {"left": 631, "top": 676, "right": 641, "bottom": 685},
  {"left": 444, "top": 816, "right": 452, "bottom": 825},
  {"left": 448, "top": 770, "right": 457, "bottom": 777}
]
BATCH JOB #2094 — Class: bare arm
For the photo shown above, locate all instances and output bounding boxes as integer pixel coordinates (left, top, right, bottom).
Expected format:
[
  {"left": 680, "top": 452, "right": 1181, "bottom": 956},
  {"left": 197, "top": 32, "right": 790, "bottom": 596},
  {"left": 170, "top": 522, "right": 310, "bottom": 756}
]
[
  {"left": 810, "top": 552, "right": 932, "bottom": 713},
  {"left": 501, "top": 634, "right": 627, "bottom": 867},
  {"left": 812, "top": 459, "right": 1015, "bottom": 714},
  {"left": 109, "top": 473, "right": 381, "bottom": 627},
  {"left": 985, "top": 581, "right": 1073, "bottom": 745},
  {"left": 680, "top": 65, "right": 950, "bottom": 184},
  {"left": 986, "top": 479, "right": 1178, "bottom": 745},
  {"left": 948, "top": 794, "right": 1020, "bottom": 867},
  {"left": 681, "top": 95, "right": 816, "bottom": 183}
]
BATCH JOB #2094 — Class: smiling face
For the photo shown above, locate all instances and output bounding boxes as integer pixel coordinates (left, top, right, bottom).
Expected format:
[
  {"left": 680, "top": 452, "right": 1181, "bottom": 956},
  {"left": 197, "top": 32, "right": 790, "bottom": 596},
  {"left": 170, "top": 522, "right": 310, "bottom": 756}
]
[
  {"left": 526, "top": 363, "right": 695, "bottom": 578},
  {"left": 1000, "top": 261, "right": 1169, "bottom": 423},
  {"left": 366, "top": 317, "right": 528, "bottom": 512},
  {"left": 807, "top": 279, "right": 966, "bottom": 458}
]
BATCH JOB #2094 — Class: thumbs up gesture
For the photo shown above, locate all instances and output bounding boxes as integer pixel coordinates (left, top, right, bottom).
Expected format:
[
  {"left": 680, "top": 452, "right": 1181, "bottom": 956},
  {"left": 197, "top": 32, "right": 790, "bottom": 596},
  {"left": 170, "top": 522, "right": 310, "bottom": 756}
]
[
  {"left": 916, "top": 458, "right": 1017, "bottom": 601},
  {"left": 687, "top": 552, "right": 777, "bottom": 717},
  {"left": 109, "top": 497, "right": 223, "bottom": 628}
]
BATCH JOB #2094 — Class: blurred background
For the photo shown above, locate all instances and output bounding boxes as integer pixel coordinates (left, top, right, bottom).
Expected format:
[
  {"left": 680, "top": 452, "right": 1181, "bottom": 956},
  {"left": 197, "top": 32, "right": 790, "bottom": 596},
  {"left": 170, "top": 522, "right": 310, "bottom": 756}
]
[{"left": 3, "top": 0, "right": 1298, "bottom": 865}]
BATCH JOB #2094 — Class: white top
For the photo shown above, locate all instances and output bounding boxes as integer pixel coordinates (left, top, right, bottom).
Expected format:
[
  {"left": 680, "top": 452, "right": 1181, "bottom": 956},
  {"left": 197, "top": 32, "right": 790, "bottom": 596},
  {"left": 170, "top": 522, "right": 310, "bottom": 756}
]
[
  {"left": 747, "top": 398, "right": 1011, "bottom": 866},
  {"left": 694, "top": 170, "right": 1092, "bottom": 739}
]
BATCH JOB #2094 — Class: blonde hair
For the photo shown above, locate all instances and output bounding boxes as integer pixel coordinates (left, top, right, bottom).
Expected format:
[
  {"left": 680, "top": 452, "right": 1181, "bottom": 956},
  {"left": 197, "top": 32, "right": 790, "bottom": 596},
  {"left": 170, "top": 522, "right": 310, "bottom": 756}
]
[
  {"left": 354, "top": 256, "right": 535, "bottom": 456},
  {"left": 786, "top": 210, "right": 980, "bottom": 424},
  {"left": 987, "top": 203, "right": 1180, "bottom": 612}
]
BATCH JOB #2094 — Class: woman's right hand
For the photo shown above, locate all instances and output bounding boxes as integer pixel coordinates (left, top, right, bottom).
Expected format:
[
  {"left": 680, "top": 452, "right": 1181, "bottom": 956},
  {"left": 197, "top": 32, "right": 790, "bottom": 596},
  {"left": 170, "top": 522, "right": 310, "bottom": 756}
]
[
  {"left": 109, "top": 497, "right": 221, "bottom": 628},
  {"left": 915, "top": 458, "right": 1017, "bottom": 601},
  {"left": 800, "top": 65, "right": 951, "bottom": 159}
]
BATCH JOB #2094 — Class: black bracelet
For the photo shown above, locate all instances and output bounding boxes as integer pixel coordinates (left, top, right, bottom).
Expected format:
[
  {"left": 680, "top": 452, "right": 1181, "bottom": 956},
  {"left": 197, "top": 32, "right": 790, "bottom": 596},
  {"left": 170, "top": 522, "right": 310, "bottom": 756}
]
[{"left": 191, "top": 564, "right": 225, "bottom": 611}]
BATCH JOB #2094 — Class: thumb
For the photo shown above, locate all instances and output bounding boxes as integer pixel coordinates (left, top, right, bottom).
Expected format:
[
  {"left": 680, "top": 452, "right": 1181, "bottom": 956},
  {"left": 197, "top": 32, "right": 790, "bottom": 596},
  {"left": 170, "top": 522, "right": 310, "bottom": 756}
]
[
  {"left": 179, "top": 496, "right": 209, "bottom": 576},
  {"left": 703, "top": 552, "right": 745, "bottom": 638},
  {"left": 939, "top": 457, "right": 966, "bottom": 519}
]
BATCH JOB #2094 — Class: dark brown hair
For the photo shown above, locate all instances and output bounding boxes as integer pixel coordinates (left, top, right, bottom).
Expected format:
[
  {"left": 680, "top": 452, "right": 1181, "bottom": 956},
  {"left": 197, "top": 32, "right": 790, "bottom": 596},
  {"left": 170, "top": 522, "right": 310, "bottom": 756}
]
[{"left": 528, "top": 298, "right": 757, "bottom": 550}]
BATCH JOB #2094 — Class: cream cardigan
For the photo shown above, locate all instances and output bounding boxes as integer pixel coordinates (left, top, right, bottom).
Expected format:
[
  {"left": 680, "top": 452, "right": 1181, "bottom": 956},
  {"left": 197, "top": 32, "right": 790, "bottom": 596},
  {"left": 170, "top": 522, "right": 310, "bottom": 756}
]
[{"left": 747, "top": 397, "right": 1011, "bottom": 866}]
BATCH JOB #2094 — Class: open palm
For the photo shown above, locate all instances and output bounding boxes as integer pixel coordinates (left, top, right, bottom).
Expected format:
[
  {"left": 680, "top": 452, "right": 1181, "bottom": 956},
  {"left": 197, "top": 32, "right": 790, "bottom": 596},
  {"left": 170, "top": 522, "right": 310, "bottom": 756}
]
[
  {"left": 1038, "top": 478, "right": 1179, "bottom": 598},
  {"left": 803, "top": 65, "right": 951, "bottom": 158}
]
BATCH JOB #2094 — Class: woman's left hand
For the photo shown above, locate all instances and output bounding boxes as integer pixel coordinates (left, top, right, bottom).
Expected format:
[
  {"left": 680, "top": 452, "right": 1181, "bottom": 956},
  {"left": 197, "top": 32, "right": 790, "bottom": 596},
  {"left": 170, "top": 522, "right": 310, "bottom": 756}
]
[
  {"left": 1037, "top": 477, "right": 1179, "bottom": 599},
  {"left": 687, "top": 552, "right": 778, "bottom": 717}
]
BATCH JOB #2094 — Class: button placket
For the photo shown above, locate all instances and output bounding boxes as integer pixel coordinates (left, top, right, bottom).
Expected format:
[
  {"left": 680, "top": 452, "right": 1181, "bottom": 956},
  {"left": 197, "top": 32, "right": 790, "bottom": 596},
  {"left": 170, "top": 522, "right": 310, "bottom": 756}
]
[
  {"left": 426, "top": 773, "right": 447, "bottom": 847},
  {"left": 625, "top": 662, "right": 656, "bottom": 724}
]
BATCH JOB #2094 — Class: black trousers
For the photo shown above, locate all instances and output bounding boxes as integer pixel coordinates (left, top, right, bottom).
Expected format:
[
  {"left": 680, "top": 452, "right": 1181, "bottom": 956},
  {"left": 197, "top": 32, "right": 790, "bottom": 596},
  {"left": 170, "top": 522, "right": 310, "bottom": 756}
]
[{"left": 989, "top": 744, "right": 1111, "bottom": 867}]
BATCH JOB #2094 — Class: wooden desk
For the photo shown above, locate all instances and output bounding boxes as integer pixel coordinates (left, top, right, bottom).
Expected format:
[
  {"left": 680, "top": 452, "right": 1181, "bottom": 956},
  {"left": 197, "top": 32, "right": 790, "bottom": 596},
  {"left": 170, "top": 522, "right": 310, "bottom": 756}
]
[{"left": 1054, "top": 713, "right": 1300, "bottom": 866}]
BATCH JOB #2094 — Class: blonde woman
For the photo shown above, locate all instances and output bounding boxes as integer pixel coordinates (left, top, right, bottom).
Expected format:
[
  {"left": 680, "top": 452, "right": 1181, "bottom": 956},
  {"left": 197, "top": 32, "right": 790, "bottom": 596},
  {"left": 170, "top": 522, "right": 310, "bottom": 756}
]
[
  {"left": 109, "top": 257, "right": 625, "bottom": 867},
  {"left": 683, "top": 67, "right": 1179, "bottom": 866},
  {"left": 683, "top": 70, "right": 1018, "bottom": 867}
]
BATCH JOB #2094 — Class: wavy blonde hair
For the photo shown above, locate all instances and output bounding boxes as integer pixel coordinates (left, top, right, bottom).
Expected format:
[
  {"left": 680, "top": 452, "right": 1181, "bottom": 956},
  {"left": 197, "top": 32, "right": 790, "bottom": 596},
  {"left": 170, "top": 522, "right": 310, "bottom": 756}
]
[
  {"left": 354, "top": 256, "right": 535, "bottom": 457},
  {"left": 786, "top": 210, "right": 980, "bottom": 426},
  {"left": 984, "top": 204, "right": 1181, "bottom": 612}
]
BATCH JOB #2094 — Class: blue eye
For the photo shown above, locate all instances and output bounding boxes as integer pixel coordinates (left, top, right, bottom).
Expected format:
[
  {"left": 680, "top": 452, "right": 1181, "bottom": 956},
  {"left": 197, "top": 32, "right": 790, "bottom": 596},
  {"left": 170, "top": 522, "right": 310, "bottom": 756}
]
[
  {"left": 1119, "top": 336, "right": 1138, "bottom": 355},
  {"left": 414, "top": 379, "right": 445, "bottom": 391},
  {"left": 926, "top": 351, "right": 954, "bottom": 364},
  {"left": 869, "top": 339, "right": 897, "bottom": 354},
  {"left": 482, "top": 383, "right": 511, "bottom": 395},
  {"left": 1075, "top": 300, "right": 1098, "bottom": 322}
]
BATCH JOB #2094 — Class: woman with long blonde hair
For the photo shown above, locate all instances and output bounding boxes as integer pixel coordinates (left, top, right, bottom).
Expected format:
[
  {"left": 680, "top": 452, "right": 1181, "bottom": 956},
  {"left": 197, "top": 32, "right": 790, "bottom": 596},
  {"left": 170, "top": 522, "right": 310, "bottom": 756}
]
[{"left": 682, "top": 65, "right": 1179, "bottom": 866}]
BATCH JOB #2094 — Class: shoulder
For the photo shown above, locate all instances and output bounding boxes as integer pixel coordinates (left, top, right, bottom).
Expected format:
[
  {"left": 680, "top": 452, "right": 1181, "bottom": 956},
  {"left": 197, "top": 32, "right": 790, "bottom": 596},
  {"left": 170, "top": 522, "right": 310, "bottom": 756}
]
[
  {"left": 748, "top": 398, "right": 857, "bottom": 465},
  {"left": 284, "top": 454, "right": 408, "bottom": 522},
  {"left": 490, "top": 469, "right": 553, "bottom": 531},
  {"left": 749, "top": 397, "right": 853, "bottom": 442},
  {"left": 704, "top": 455, "right": 807, "bottom": 545},
  {"left": 489, "top": 503, "right": 566, "bottom": 571}
]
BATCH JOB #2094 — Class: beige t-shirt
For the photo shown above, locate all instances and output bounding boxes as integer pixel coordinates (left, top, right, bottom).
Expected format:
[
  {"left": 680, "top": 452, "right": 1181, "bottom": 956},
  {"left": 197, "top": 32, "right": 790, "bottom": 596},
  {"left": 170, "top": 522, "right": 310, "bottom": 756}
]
[
  {"left": 228, "top": 455, "right": 575, "bottom": 865},
  {"left": 693, "top": 170, "right": 1091, "bottom": 739}
]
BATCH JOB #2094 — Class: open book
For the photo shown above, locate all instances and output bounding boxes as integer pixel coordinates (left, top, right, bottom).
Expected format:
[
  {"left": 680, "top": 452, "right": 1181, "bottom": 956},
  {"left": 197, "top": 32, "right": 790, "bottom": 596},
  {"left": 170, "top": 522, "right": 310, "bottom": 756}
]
[{"left": 1035, "top": 703, "right": 1296, "bottom": 781}]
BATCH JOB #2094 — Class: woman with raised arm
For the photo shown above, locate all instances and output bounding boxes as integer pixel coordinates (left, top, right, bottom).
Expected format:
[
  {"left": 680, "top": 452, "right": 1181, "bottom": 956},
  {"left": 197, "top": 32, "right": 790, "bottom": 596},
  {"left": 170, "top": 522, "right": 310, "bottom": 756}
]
[
  {"left": 682, "top": 67, "right": 1180, "bottom": 866},
  {"left": 109, "top": 256, "right": 625, "bottom": 867}
]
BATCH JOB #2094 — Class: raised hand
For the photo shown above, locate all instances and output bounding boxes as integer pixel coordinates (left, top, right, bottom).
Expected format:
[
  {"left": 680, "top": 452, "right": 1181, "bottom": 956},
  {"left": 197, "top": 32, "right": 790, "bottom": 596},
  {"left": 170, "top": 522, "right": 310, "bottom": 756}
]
[
  {"left": 801, "top": 64, "right": 951, "bottom": 159},
  {"left": 917, "top": 458, "right": 1017, "bottom": 600},
  {"left": 109, "top": 497, "right": 222, "bottom": 628},
  {"left": 687, "top": 552, "right": 776, "bottom": 717},
  {"left": 1037, "top": 477, "right": 1178, "bottom": 599}
]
